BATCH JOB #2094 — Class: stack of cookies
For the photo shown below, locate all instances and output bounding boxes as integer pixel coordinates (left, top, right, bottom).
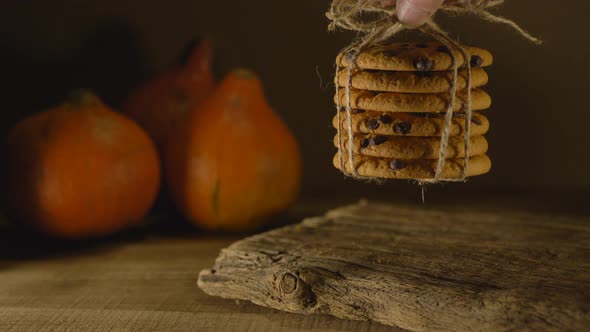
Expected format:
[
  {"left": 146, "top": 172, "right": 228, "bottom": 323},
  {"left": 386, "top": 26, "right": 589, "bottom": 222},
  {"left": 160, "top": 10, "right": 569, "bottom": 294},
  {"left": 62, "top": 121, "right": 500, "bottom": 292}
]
[{"left": 332, "top": 42, "right": 493, "bottom": 181}]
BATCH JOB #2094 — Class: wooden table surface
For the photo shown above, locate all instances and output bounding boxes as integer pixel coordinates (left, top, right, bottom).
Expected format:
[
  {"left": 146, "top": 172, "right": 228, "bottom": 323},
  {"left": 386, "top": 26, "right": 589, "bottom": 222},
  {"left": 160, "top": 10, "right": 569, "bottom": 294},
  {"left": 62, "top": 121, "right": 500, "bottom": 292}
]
[
  {"left": 0, "top": 235, "right": 403, "bottom": 332},
  {"left": 0, "top": 199, "right": 404, "bottom": 332},
  {"left": 0, "top": 194, "right": 587, "bottom": 332}
]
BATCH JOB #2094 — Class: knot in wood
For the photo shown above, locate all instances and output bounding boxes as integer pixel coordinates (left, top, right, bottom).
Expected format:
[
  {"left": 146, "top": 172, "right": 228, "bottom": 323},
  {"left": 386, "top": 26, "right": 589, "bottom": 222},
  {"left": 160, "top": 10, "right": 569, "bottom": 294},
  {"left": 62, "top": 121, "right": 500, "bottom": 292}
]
[
  {"left": 280, "top": 273, "right": 298, "bottom": 294},
  {"left": 274, "top": 271, "right": 317, "bottom": 311}
]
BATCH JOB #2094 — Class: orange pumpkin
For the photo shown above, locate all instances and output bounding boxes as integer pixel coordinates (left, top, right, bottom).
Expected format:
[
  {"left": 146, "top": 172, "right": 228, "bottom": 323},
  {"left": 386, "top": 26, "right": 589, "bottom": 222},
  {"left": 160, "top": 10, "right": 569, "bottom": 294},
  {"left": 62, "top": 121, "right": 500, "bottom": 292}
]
[
  {"left": 2, "top": 90, "right": 160, "bottom": 238},
  {"left": 122, "top": 38, "right": 216, "bottom": 153},
  {"left": 165, "top": 69, "right": 302, "bottom": 231}
]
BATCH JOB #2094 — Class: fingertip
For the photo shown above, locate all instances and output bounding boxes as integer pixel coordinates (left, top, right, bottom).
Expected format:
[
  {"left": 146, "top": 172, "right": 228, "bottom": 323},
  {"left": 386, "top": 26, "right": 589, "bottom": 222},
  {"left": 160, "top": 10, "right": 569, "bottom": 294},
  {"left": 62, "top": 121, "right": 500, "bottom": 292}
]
[{"left": 396, "top": 0, "right": 444, "bottom": 28}]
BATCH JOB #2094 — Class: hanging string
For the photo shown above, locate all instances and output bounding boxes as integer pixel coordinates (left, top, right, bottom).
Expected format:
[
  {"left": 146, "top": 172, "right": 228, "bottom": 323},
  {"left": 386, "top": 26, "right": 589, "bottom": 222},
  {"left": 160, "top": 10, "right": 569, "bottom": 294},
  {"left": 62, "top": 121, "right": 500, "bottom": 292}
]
[{"left": 421, "top": 22, "right": 473, "bottom": 182}]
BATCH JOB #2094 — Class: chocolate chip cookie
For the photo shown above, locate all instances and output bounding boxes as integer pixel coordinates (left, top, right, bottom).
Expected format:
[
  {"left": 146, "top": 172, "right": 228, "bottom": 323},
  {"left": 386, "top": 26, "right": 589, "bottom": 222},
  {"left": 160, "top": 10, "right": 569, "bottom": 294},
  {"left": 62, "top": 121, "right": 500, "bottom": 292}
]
[
  {"left": 336, "top": 42, "right": 493, "bottom": 72},
  {"left": 334, "top": 134, "right": 488, "bottom": 159},
  {"left": 333, "top": 153, "right": 492, "bottom": 180},
  {"left": 336, "top": 67, "right": 488, "bottom": 93},
  {"left": 334, "top": 88, "right": 492, "bottom": 113},
  {"left": 333, "top": 110, "right": 489, "bottom": 137}
]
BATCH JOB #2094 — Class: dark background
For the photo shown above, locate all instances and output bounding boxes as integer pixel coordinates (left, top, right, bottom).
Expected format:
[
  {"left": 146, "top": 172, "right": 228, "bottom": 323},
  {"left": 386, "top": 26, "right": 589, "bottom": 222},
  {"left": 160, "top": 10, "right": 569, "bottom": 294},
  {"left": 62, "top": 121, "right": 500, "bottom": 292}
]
[{"left": 1, "top": 0, "right": 589, "bottom": 205}]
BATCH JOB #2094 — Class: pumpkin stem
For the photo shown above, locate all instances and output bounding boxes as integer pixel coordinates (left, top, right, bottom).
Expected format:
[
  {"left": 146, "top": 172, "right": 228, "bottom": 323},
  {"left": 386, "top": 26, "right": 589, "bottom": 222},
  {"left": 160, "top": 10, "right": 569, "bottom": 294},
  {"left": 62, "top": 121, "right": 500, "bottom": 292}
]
[
  {"left": 178, "top": 37, "right": 202, "bottom": 66},
  {"left": 178, "top": 37, "right": 213, "bottom": 70},
  {"left": 67, "top": 89, "right": 102, "bottom": 107}
]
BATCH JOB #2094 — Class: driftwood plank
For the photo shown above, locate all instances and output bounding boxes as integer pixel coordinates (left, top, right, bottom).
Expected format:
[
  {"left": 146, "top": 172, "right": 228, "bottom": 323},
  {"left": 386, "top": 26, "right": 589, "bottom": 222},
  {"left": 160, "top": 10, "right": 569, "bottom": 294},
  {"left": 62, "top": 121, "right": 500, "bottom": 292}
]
[{"left": 198, "top": 201, "right": 590, "bottom": 331}]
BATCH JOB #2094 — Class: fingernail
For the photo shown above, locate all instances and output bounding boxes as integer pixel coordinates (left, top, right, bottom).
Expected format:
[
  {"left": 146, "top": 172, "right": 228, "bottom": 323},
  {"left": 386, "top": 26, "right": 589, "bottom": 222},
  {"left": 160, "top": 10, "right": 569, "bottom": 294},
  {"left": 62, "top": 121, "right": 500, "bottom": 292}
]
[{"left": 397, "top": 0, "right": 433, "bottom": 28}]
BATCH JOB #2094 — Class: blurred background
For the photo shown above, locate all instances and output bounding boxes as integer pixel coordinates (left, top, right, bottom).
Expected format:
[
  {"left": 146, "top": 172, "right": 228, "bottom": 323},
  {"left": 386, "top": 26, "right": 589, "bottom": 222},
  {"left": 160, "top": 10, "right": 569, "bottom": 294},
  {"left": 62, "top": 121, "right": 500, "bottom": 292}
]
[{"left": 1, "top": 0, "right": 589, "bottom": 206}]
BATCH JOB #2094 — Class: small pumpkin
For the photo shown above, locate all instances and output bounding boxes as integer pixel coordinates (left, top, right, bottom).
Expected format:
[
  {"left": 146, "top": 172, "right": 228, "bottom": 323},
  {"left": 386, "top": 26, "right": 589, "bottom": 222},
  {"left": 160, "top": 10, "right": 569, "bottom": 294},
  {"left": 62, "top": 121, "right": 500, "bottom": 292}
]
[
  {"left": 165, "top": 69, "right": 302, "bottom": 231},
  {"left": 122, "top": 38, "right": 216, "bottom": 153},
  {"left": 2, "top": 90, "right": 160, "bottom": 238}
]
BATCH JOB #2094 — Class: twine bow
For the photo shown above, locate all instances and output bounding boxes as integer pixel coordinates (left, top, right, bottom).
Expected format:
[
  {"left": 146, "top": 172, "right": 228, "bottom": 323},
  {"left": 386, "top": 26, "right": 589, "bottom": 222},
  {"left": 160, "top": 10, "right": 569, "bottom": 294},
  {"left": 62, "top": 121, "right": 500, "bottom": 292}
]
[{"left": 328, "top": 0, "right": 540, "bottom": 183}]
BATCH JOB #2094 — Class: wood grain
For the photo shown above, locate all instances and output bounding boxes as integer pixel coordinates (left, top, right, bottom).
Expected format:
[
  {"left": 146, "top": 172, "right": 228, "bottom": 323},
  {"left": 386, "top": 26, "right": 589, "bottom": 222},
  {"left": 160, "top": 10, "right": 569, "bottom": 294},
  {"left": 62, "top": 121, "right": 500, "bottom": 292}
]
[
  {"left": 0, "top": 232, "right": 399, "bottom": 332},
  {"left": 198, "top": 201, "right": 590, "bottom": 332}
]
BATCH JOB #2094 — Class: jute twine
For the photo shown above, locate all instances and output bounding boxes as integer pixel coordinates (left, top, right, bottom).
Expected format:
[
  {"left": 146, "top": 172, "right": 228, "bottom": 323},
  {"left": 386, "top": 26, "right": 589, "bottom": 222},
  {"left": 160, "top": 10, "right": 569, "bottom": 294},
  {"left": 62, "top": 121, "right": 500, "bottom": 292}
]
[{"left": 328, "top": 0, "right": 541, "bottom": 183}]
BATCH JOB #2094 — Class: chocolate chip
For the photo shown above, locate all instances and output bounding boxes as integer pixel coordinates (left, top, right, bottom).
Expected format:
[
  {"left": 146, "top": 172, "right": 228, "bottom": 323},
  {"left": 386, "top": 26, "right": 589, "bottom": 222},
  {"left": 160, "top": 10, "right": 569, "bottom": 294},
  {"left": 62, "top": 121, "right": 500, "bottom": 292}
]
[
  {"left": 379, "top": 114, "right": 393, "bottom": 124},
  {"left": 470, "top": 55, "right": 484, "bottom": 67},
  {"left": 413, "top": 56, "right": 434, "bottom": 71},
  {"left": 415, "top": 43, "right": 428, "bottom": 48},
  {"left": 370, "top": 136, "right": 388, "bottom": 146},
  {"left": 389, "top": 159, "right": 407, "bottom": 170},
  {"left": 436, "top": 45, "right": 451, "bottom": 53},
  {"left": 471, "top": 116, "right": 482, "bottom": 125},
  {"left": 383, "top": 50, "right": 398, "bottom": 57},
  {"left": 339, "top": 107, "right": 346, "bottom": 112},
  {"left": 366, "top": 118, "right": 380, "bottom": 130},
  {"left": 360, "top": 138, "right": 370, "bottom": 148},
  {"left": 414, "top": 71, "right": 434, "bottom": 78},
  {"left": 394, "top": 122, "right": 412, "bottom": 135}
]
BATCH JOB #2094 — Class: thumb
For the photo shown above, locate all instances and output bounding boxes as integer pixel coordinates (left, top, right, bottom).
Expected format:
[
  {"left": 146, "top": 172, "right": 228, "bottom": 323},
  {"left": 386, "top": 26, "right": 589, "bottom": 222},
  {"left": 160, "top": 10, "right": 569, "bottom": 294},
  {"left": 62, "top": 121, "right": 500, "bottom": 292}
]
[{"left": 396, "top": 0, "right": 445, "bottom": 28}]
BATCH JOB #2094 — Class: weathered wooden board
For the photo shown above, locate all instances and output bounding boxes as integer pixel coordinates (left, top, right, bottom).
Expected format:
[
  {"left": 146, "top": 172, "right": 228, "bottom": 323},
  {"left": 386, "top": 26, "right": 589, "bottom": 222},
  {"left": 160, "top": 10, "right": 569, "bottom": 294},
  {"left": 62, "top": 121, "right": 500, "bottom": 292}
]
[{"left": 198, "top": 201, "right": 590, "bottom": 332}]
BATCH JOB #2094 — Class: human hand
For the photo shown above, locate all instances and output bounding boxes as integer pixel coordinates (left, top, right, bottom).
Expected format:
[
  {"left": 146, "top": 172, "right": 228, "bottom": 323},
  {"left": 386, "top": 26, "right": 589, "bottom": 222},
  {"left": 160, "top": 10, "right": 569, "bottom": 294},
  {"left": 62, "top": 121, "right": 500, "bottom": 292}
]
[{"left": 383, "top": 0, "right": 445, "bottom": 28}]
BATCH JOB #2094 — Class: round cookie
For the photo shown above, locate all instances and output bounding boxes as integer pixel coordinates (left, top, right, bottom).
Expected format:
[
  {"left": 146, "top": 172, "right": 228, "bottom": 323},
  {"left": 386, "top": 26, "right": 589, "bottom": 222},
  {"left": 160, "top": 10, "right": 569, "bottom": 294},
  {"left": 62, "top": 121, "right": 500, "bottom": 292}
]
[
  {"left": 333, "top": 153, "right": 492, "bottom": 180},
  {"left": 336, "top": 42, "right": 493, "bottom": 72},
  {"left": 334, "top": 134, "right": 488, "bottom": 159},
  {"left": 334, "top": 88, "right": 491, "bottom": 113},
  {"left": 333, "top": 110, "right": 489, "bottom": 137},
  {"left": 337, "top": 67, "right": 488, "bottom": 93}
]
